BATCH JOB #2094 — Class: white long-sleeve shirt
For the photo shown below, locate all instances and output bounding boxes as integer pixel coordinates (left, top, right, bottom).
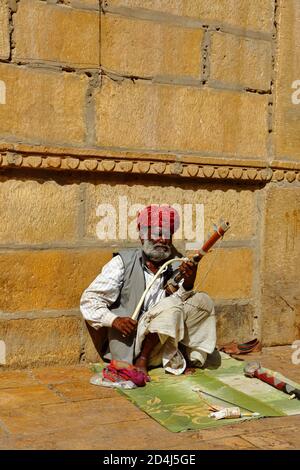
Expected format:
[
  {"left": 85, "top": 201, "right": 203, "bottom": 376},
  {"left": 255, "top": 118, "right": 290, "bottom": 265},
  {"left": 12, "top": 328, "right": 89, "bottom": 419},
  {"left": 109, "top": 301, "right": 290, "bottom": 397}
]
[{"left": 80, "top": 255, "right": 170, "bottom": 329}]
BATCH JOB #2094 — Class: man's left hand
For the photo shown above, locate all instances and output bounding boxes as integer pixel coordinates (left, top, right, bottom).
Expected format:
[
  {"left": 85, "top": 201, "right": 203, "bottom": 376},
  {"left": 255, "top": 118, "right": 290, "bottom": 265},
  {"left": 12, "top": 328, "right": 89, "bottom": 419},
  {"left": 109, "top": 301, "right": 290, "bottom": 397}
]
[{"left": 179, "top": 260, "right": 198, "bottom": 291}]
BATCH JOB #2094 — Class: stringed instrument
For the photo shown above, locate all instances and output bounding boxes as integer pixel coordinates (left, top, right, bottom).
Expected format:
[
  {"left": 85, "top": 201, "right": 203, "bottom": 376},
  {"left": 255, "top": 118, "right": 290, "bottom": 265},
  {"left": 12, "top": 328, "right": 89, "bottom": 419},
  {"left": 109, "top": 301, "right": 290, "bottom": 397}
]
[{"left": 164, "top": 220, "right": 230, "bottom": 294}]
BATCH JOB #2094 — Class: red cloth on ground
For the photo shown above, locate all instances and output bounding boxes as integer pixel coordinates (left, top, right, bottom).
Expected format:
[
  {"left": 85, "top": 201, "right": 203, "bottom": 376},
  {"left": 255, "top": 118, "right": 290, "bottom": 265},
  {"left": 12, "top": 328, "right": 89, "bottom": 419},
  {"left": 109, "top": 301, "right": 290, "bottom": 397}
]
[{"left": 102, "top": 360, "right": 150, "bottom": 387}]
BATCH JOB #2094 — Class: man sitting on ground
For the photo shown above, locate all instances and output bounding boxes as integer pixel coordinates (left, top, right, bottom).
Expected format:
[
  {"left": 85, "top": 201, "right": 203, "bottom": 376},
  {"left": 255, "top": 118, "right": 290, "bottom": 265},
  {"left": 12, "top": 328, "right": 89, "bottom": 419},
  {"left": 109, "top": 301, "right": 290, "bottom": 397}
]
[{"left": 80, "top": 205, "right": 216, "bottom": 375}]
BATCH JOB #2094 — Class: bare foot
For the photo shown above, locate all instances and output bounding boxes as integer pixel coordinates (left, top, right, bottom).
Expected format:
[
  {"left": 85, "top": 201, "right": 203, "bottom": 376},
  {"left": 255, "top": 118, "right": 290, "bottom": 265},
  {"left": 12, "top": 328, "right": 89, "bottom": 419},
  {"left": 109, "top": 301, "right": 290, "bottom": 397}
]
[
  {"left": 134, "top": 356, "right": 148, "bottom": 375},
  {"left": 184, "top": 367, "right": 196, "bottom": 375}
]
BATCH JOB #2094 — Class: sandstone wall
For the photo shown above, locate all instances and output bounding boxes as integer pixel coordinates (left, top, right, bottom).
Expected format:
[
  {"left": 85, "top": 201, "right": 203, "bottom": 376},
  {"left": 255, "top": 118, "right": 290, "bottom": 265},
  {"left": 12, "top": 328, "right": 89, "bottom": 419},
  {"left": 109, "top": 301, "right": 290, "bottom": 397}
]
[{"left": 0, "top": 0, "right": 299, "bottom": 367}]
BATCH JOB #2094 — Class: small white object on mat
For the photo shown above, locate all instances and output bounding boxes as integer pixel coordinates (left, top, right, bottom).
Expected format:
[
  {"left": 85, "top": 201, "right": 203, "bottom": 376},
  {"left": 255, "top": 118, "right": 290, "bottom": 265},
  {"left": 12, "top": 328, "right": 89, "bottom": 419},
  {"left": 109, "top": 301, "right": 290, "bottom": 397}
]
[{"left": 90, "top": 374, "right": 136, "bottom": 389}]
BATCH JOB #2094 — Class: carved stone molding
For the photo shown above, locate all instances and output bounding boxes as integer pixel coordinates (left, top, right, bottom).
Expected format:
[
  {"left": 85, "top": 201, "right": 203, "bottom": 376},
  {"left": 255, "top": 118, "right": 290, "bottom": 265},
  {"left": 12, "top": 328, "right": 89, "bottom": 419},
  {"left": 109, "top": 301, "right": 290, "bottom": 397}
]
[{"left": 0, "top": 148, "right": 299, "bottom": 184}]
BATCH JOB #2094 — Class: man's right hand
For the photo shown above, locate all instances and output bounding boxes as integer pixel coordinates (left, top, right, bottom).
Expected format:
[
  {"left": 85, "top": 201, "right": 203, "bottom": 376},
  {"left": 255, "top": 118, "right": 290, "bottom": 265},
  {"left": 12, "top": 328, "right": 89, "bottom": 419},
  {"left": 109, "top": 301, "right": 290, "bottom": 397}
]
[{"left": 112, "top": 317, "right": 137, "bottom": 337}]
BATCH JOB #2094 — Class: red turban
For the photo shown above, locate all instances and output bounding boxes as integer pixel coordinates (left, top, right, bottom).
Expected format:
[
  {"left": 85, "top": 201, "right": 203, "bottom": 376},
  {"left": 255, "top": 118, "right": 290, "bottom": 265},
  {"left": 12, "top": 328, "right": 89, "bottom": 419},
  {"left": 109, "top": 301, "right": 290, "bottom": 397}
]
[{"left": 137, "top": 204, "right": 180, "bottom": 235}]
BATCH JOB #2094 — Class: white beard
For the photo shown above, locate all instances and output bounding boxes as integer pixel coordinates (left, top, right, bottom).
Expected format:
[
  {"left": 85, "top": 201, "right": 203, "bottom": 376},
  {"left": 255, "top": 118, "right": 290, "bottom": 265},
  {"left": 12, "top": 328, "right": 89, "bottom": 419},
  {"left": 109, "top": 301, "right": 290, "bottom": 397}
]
[{"left": 142, "top": 240, "right": 172, "bottom": 262}]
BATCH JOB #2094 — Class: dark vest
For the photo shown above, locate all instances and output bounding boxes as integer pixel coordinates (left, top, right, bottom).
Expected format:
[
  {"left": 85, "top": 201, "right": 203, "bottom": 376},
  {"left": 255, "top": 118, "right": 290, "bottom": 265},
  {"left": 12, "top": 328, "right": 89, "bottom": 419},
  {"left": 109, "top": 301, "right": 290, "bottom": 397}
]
[{"left": 103, "top": 247, "right": 182, "bottom": 364}]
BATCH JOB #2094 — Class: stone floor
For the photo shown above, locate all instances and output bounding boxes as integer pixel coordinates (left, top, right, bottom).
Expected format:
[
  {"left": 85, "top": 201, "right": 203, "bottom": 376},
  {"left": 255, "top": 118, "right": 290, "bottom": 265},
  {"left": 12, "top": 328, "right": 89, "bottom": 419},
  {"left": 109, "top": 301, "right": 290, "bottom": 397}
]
[{"left": 0, "top": 346, "right": 299, "bottom": 450}]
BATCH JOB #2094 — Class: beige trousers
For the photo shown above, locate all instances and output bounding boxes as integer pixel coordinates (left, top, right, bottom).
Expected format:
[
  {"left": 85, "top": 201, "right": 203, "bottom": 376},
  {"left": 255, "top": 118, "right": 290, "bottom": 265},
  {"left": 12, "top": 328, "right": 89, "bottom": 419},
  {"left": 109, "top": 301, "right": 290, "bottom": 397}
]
[{"left": 135, "top": 290, "right": 216, "bottom": 375}]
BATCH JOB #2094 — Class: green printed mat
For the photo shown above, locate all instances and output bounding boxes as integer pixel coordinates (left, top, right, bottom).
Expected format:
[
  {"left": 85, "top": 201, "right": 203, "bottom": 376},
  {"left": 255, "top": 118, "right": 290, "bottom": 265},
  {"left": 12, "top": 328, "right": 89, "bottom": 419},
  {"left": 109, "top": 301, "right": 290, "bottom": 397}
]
[{"left": 92, "top": 355, "right": 300, "bottom": 432}]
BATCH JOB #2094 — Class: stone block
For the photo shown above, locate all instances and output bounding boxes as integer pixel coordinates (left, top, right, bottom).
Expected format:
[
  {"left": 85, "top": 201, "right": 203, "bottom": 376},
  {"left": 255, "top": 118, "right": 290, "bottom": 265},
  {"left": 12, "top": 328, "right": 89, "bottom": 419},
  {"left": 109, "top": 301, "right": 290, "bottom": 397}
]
[
  {"left": 239, "top": 430, "right": 297, "bottom": 450},
  {"left": 210, "top": 32, "right": 272, "bottom": 90},
  {"left": 82, "top": 320, "right": 106, "bottom": 363},
  {"left": 216, "top": 303, "right": 255, "bottom": 345},
  {"left": 95, "top": 78, "right": 268, "bottom": 157},
  {"left": 274, "top": 0, "right": 300, "bottom": 160},
  {"left": 0, "top": 394, "right": 140, "bottom": 436},
  {"left": 0, "top": 370, "right": 38, "bottom": 388},
  {"left": 70, "top": 0, "right": 106, "bottom": 9},
  {"left": 0, "top": 1, "right": 10, "bottom": 60},
  {"left": 13, "top": 0, "right": 99, "bottom": 67},
  {"left": 59, "top": 0, "right": 99, "bottom": 8},
  {"left": 0, "top": 385, "right": 63, "bottom": 408},
  {"left": 102, "top": 14, "right": 203, "bottom": 78},
  {"left": 85, "top": 178, "right": 257, "bottom": 242},
  {"left": 0, "top": 179, "right": 80, "bottom": 244},
  {"left": 0, "top": 63, "right": 87, "bottom": 144},
  {"left": 261, "top": 186, "right": 300, "bottom": 345},
  {"left": 0, "top": 316, "right": 81, "bottom": 367},
  {"left": 195, "top": 248, "right": 253, "bottom": 299},
  {"left": 0, "top": 249, "right": 112, "bottom": 312},
  {"left": 106, "top": 0, "right": 274, "bottom": 33},
  {"left": 32, "top": 365, "right": 92, "bottom": 384},
  {"left": 53, "top": 380, "right": 114, "bottom": 401}
]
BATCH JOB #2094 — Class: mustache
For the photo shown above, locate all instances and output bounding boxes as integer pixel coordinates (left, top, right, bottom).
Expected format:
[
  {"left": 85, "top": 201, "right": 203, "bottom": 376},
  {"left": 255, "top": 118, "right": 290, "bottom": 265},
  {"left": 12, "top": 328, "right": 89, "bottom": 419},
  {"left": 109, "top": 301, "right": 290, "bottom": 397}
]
[{"left": 142, "top": 240, "right": 172, "bottom": 261}]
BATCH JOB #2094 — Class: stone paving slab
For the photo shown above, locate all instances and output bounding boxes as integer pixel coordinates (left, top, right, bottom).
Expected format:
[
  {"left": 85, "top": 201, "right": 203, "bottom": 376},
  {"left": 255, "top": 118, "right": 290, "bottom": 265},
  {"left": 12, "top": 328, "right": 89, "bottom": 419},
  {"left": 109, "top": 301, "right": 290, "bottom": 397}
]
[
  {"left": 168, "top": 436, "right": 257, "bottom": 450},
  {"left": 0, "top": 397, "right": 142, "bottom": 436},
  {"left": 0, "top": 370, "right": 38, "bottom": 389},
  {"left": 0, "top": 384, "right": 66, "bottom": 410},
  {"left": 53, "top": 380, "right": 115, "bottom": 401},
  {"left": 30, "top": 365, "right": 92, "bottom": 385},
  {"left": 240, "top": 427, "right": 299, "bottom": 450},
  {"left": 0, "top": 346, "right": 299, "bottom": 449}
]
